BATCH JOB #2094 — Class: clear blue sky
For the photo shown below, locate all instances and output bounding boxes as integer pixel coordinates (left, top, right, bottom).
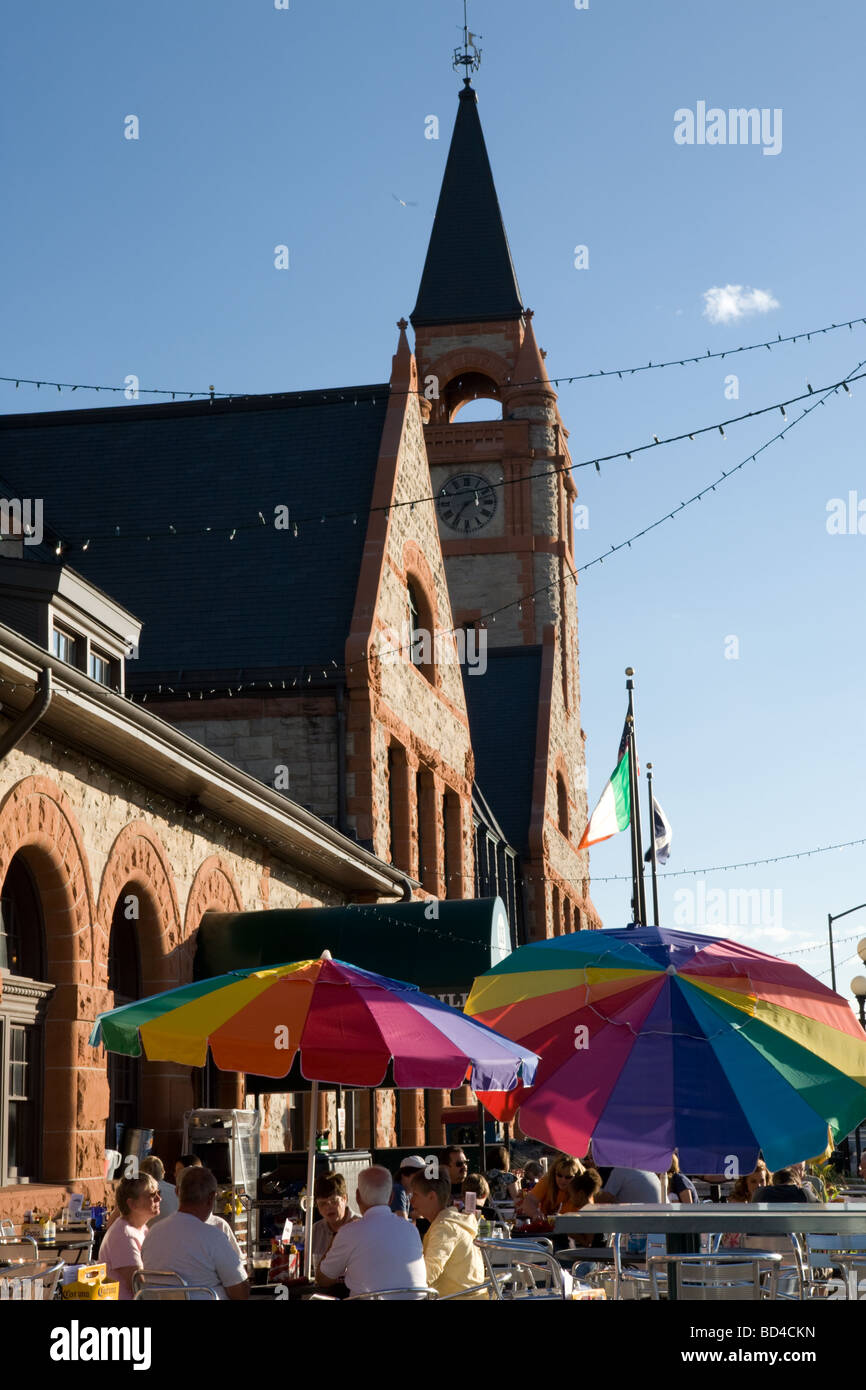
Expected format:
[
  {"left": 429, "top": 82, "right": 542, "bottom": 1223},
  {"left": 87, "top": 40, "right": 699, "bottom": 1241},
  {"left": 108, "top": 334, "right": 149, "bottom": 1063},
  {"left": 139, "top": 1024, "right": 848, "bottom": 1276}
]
[{"left": 3, "top": 1, "right": 866, "bottom": 1010}]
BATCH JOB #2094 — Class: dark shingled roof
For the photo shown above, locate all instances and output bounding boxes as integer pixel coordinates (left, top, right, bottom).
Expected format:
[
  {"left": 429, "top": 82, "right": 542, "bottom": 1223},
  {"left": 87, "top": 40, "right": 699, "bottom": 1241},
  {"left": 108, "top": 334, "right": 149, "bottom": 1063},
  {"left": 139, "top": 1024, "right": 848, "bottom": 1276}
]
[
  {"left": 411, "top": 84, "right": 524, "bottom": 328},
  {"left": 462, "top": 645, "right": 542, "bottom": 854},
  {"left": 0, "top": 388, "right": 390, "bottom": 680}
]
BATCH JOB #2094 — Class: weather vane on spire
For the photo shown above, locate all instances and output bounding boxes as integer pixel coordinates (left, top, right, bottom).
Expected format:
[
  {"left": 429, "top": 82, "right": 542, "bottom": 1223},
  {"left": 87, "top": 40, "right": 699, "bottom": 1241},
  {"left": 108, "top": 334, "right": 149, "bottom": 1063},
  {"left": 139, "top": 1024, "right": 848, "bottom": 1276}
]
[{"left": 453, "top": 0, "right": 481, "bottom": 82}]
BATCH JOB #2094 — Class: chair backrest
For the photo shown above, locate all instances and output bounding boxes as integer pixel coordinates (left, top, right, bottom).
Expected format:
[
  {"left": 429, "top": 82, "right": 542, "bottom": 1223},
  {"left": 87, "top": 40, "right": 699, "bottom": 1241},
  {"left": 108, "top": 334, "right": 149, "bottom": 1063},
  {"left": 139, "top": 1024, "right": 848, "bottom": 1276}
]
[
  {"left": 806, "top": 1234, "right": 866, "bottom": 1261},
  {"left": 344, "top": 1287, "right": 439, "bottom": 1301},
  {"left": 135, "top": 1285, "right": 219, "bottom": 1301},
  {"left": 476, "top": 1238, "right": 567, "bottom": 1300},
  {"left": 131, "top": 1269, "right": 187, "bottom": 1296},
  {"left": 0, "top": 1260, "right": 63, "bottom": 1301},
  {"left": 648, "top": 1255, "right": 765, "bottom": 1302},
  {"left": 0, "top": 1236, "right": 39, "bottom": 1261}
]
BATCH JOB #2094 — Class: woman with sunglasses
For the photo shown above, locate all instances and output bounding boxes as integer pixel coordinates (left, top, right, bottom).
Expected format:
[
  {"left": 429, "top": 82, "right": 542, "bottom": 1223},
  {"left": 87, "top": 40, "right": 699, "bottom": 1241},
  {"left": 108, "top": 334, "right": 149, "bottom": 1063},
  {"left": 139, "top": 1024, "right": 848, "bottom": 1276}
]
[
  {"left": 99, "top": 1174, "right": 161, "bottom": 1299},
  {"left": 520, "top": 1154, "right": 586, "bottom": 1220}
]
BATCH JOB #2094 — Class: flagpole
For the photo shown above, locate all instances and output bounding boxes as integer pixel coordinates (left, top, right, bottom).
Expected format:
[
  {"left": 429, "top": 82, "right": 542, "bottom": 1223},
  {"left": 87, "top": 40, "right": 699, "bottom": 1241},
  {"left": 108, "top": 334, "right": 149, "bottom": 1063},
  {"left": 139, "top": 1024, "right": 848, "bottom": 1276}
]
[
  {"left": 625, "top": 713, "right": 640, "bottom": 926},
  {"left": 625, "top": 668, "right": 647, "bottom": 925},
  {"left": 647, "top": 761, "right": 660, "bottom": 927}
]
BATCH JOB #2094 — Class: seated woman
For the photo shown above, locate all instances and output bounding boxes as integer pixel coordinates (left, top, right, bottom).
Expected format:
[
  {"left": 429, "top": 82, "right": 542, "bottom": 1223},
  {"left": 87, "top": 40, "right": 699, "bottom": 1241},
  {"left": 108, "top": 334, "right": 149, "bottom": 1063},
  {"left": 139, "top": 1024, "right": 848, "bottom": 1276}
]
[
  {"left": 667, "top": 1154, "right": 698, "bottom": 1204},
  {"left": 726, "top": 1160, "right": 770, "bottom": 1204},
  {"left": 520, "top": 1155, "right": 586, "bottom": 1221},
  {"left": 485, "top": 1145, "right": 520, "bottom": 1206},
  {"left": 98, "top": 1174, "right": 161, "bottom": 1299},
  {"left": 310, "top": 1172, "right": 359, "bottom": 1263},
  {"left": 565, "top": 1169, "right": 607, "bottom": 1278},
  {"left": 462, "top": 1173, "right": 496, "bottom": 1221},
  {"left": 410, "top": 1171, "right": 488, "bottom": 1300}
]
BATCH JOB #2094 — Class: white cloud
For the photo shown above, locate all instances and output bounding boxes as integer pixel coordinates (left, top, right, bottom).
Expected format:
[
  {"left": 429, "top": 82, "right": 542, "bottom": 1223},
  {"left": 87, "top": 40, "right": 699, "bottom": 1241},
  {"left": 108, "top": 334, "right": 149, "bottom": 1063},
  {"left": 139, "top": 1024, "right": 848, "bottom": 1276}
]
[{"left": 702, "top": 285, "right": 780, "bottom": 325}]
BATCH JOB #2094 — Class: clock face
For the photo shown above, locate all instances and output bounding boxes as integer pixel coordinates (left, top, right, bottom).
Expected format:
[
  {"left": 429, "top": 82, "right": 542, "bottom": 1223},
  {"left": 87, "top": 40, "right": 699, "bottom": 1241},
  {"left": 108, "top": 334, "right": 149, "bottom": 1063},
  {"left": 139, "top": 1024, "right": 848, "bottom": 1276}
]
[{"left": 435, "top": 472, "right": 498, "bottom": 534}]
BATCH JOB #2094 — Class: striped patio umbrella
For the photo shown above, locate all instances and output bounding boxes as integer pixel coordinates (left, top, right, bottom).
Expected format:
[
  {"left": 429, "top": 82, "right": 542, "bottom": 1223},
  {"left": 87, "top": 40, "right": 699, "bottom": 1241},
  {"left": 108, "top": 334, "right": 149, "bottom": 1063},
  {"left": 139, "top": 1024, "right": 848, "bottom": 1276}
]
[
  {"left": 91, "top": 951, "right": 539, "bottom": 1276},
  {"left": 465, "top": 926, "right": 866, "bottom": 1173}
]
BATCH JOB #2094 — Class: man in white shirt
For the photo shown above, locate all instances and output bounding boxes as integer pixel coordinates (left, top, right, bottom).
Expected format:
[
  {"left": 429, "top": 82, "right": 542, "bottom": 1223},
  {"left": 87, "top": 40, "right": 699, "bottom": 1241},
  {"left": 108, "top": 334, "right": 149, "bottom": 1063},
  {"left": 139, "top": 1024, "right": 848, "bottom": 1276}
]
[
  {"left": 142, "top": 1165, "right": 249, "bottom": 1300},
  {"left": 316, "top": 1165, "right": 427, "bottom": 1298}
]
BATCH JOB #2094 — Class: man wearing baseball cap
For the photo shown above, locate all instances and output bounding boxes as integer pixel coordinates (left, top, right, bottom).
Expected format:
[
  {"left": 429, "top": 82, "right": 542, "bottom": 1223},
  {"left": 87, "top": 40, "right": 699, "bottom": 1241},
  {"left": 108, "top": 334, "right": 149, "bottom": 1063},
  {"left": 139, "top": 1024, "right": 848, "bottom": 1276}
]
[{"left": 391, "top": 1156, "right": 426, "bottom": 1219}]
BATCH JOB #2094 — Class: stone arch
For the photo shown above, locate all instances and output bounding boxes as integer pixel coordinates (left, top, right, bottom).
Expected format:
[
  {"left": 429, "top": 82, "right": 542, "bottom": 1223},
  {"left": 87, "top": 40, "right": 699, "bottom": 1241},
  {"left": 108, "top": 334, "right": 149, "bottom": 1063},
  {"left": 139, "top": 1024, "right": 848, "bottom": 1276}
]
[
  {"left": 0, "top": 774, "right": 95, "bottom": 982},
  {"left": 402, "top": 541, "right": 444, "bottom": 687},
  {"left": 425, "top": 347, "right": 512, "bottom": 424},
  {"left": 184, "top": 858, "right": 245, "bottom": 1113},
  {"left": 185, "top": 856, "right": 244, "bottom": 939},
  {"left": 0, "top": 775, "right": 97, "bottom": 1185},
  {"left": 96, "top": 824, "right": 185, "bottom": 1167},
  {"left": 97, "top": 822, "right": 182, "bottom": 995}
]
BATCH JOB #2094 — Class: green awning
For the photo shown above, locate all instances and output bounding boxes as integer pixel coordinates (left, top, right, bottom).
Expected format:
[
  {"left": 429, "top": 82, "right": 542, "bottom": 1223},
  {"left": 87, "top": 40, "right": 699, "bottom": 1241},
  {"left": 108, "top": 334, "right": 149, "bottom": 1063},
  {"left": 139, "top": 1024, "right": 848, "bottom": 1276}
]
[{"left": 194, "top": 898, "right": 512, "bottom": 997}]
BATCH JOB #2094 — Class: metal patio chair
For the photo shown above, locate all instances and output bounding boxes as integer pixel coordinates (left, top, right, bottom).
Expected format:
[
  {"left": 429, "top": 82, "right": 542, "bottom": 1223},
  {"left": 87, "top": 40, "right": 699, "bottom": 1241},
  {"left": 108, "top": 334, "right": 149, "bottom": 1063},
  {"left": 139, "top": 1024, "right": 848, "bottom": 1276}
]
[
  {"left": 476, "top": 1237, "right": 568, "bottom": 1300},
  {"left": 647, "top": 1250, "right": 784, "bottom": 1301},
  {"left": 131, "top": 1268, "right": 188, "bottom": 1297},
  {"left": 345, "top": 1286, "right": 440, "bottom": 1300},
  {"left": 0, "top": 1259, "right": 64, "bottom": 1300},
  {"left": 0, "top": 1235, "right": 39, "bottom": 1262},
  {"left": 135, "top": 1284, "right": 219, "bottom": 1300}
]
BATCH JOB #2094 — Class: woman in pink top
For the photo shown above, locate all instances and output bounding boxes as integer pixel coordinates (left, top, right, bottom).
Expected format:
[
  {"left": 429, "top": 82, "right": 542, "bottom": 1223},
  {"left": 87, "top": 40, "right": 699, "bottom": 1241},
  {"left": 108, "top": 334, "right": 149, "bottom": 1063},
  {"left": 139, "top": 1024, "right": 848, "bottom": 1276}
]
[{"left": 99, "top": 1174, "right": 161, "bottom": 1299}]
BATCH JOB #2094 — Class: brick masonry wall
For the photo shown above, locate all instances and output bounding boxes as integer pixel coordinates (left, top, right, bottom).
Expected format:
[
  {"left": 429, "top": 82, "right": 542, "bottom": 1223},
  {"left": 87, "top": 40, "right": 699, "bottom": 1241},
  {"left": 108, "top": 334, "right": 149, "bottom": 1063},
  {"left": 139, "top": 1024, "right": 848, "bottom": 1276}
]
[
  {"left": 415, "top": 314, "right": 600, "bottom": 939},
  {"left": 359, "top": 379, "right": 474, "bottom": 888},
  {"left": 0, "top": 722, "right": 348, "bottom": 1215},
  {"left": 173, "top": 703, "right": 339, "bottom": 823}
]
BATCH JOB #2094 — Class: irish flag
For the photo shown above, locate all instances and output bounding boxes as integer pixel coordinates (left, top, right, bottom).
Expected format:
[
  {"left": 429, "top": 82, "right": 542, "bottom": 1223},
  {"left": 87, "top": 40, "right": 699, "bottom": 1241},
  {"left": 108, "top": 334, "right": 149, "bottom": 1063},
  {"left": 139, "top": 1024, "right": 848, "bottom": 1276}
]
[{"left": 578, "top": 751, "right": 631, "bottom": 849}]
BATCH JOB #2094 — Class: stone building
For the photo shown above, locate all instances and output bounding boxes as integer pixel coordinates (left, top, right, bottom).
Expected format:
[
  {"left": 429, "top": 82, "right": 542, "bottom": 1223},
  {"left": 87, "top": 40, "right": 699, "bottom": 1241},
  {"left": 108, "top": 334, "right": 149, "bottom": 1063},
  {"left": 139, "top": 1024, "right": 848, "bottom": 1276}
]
[
  {"left": 0, "top": 78, "right": 601, "bottom": 1195},
  {"left": 0, "top": 574, "right": 408, "bottom": 1217},
  {"left": 413, "top": 80, "right": 597, "bottom": 941}
]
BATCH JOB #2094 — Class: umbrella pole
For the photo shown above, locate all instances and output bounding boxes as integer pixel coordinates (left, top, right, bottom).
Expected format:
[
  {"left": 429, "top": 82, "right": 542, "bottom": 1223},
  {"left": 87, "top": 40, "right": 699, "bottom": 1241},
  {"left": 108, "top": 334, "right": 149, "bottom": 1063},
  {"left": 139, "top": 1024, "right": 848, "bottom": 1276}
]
[{"left": 303, "top": 1080, "right": 318, "bottom": 1282}]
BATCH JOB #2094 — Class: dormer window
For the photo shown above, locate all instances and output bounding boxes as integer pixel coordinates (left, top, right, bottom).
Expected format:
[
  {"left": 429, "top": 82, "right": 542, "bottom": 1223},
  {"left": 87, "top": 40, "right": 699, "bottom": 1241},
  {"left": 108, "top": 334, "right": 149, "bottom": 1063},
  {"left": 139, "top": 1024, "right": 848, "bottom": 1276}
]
[
  {"left": 52, "top": 625, "right": 79, "bottom": 665},
  {"left": 89, "top": 650, "right": 111, "bottom": 685}
]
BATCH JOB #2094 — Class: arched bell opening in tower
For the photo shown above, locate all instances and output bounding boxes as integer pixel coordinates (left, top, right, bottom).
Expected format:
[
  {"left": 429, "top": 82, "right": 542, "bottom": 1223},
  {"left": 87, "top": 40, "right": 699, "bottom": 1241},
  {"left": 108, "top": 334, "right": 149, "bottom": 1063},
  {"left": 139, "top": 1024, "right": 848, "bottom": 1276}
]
[{"left": 443, "top": 371, "right": 502, "bottom": 423}]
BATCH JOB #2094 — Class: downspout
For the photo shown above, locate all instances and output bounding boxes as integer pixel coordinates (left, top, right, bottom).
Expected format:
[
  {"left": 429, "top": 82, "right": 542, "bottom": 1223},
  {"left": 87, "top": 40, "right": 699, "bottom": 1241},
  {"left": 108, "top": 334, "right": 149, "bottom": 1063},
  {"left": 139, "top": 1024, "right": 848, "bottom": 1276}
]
[
  {"left": 335, "top": 682, "right": 348, "bottom": 835},
  {"left": 0, "top": 668, "right": 53, "bottom": 763}
]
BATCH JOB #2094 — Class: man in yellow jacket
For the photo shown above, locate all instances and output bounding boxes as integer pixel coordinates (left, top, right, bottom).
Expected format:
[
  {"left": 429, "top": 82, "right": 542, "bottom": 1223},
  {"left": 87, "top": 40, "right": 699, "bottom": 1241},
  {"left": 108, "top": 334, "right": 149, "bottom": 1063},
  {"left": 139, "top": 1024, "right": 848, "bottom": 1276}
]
[{"left": 410, "top": 1171, "right": 488, "bottom": 1300}]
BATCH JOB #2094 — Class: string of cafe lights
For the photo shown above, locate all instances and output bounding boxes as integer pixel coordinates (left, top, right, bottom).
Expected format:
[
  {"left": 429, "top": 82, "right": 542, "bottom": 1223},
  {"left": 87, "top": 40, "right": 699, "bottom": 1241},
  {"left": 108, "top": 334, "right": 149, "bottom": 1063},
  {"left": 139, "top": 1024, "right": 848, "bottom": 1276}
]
[
  {"left": 1, "top": 312, "right": 863, "bottom": 404},
  {"left": 120, "top": 349, "right": 866, "bottom": 690},
  {"left": 3, "top": 349, "right": 856, "bottom": 708},
  {"left": 8, "top": 682, "right": 866, "bottom": 968},
  {"left": 589, "top": 835, "right": 866, "bottom": 882},
  {"left": 775, "top": 932, "right": 865, "bottom": 961},
  {"left": 29, "top": 367, "right": 866, "bottom": 555}
]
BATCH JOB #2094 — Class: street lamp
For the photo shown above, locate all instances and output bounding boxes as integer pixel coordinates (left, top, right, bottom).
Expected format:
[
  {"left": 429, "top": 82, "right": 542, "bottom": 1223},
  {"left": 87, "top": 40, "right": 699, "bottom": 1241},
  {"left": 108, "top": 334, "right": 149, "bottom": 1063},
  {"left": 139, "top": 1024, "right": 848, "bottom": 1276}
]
[
  {"left": 827, "top": 906, "right": 866, "bottom": 992},
  {"left": 852, "top": 975, "right": 866, "bottom": 1031}
]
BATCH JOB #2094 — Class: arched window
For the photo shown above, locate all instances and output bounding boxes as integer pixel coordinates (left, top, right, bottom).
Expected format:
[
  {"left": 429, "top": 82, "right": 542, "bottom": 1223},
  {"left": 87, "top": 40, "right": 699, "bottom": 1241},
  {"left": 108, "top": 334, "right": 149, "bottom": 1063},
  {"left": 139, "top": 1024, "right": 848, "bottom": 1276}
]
[
  {"left": 557, "top": 772, "right": 569, "bottom": 839},
  {"left": 0, "top": 854, "right": 49, "bottom": 1185},
  {"left": 564, "top": 898, "right": 572, "bottom": 935},
  {"left": 444, "top": 372, "right": 502, "bottom": 422},
  {"left": 551, "top": 885, "right": 561, "bottom": 938},
  {"left": 407, "top": 579, "right": 435, "bottom": 684},
  {"left": 107, "top": 887, "right": 142, "bottom": 1149}
]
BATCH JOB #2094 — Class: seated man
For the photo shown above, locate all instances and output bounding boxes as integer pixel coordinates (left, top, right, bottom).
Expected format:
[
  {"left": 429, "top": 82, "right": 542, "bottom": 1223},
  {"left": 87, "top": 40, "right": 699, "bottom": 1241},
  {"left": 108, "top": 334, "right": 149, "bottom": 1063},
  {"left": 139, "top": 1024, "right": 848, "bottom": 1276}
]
[
  {"left": 142, "top": 1165, "right": 249, "bottom": 1299},
  {"left": 316, "top": 1165, "right": 427, "bottom": 1298},
  {"left": 410, "top": 1170, "right": 488, "bottom": 1300},
  {"left": 752, "top": 1167, "right": 819, "bottom": 1203},
  {"left": 598, "top": 1166, "right": 662, "bottom": 1204}
]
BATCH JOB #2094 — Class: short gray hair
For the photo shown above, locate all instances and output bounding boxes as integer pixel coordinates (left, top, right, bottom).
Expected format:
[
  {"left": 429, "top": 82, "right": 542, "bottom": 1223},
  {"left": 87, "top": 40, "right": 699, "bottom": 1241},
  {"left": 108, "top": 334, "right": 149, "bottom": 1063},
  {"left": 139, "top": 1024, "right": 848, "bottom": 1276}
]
[
  {"left": 356, "top": 1165, "right": 394, "bottom": 1208},
  {"left": 178, "top": 1164, "right": 218, "bottom": 1206}
]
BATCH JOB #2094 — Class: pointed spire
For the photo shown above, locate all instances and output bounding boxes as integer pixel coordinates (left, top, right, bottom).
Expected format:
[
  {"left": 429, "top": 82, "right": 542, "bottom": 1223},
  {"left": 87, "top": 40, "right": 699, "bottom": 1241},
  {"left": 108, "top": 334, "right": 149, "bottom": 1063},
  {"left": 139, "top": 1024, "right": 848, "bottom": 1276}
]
[
  {"left": 509, "top": 311, "right": 554, "bottom": 396},
  {"left": 410, "top": 84, "right": 523, "bottom": 328},
  {"left": 390, "top": 317, "right": 416, "bottom": 392}
]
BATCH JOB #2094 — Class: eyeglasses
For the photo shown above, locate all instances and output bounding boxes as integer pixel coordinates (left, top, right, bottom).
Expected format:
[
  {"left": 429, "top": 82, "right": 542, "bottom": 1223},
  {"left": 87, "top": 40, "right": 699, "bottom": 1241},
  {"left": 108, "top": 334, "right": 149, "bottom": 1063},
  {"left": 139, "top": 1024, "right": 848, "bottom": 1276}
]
[{"left": 453, "top": 1160, "right": 468, "bottom": 1169}]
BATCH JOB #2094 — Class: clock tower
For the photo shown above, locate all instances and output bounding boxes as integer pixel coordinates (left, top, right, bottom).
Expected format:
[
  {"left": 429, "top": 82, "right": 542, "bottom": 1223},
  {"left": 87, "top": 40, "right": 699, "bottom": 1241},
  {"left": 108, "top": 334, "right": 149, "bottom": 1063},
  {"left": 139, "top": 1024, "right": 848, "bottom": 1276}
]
[{"left": 410, "top": 78, "right": 600, "bottom": 938}]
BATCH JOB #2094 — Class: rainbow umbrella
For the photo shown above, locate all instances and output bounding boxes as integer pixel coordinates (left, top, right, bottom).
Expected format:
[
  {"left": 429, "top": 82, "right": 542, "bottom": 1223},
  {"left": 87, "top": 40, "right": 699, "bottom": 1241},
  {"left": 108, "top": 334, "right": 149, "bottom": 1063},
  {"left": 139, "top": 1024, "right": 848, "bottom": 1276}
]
[
  {"left": 465, "top": 926, "right": 866, "bottom": 1173},
  {"left": 90, "top": 951, "right": 538, "bottom": 1275}
]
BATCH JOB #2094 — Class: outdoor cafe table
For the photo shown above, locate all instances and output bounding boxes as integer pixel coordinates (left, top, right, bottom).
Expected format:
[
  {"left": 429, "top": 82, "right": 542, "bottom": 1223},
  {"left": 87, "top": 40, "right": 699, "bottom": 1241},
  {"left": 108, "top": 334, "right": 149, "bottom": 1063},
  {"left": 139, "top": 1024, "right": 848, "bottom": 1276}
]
[{"left": 553, "top": 1203, "right": 866, "bottom": 1300}]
